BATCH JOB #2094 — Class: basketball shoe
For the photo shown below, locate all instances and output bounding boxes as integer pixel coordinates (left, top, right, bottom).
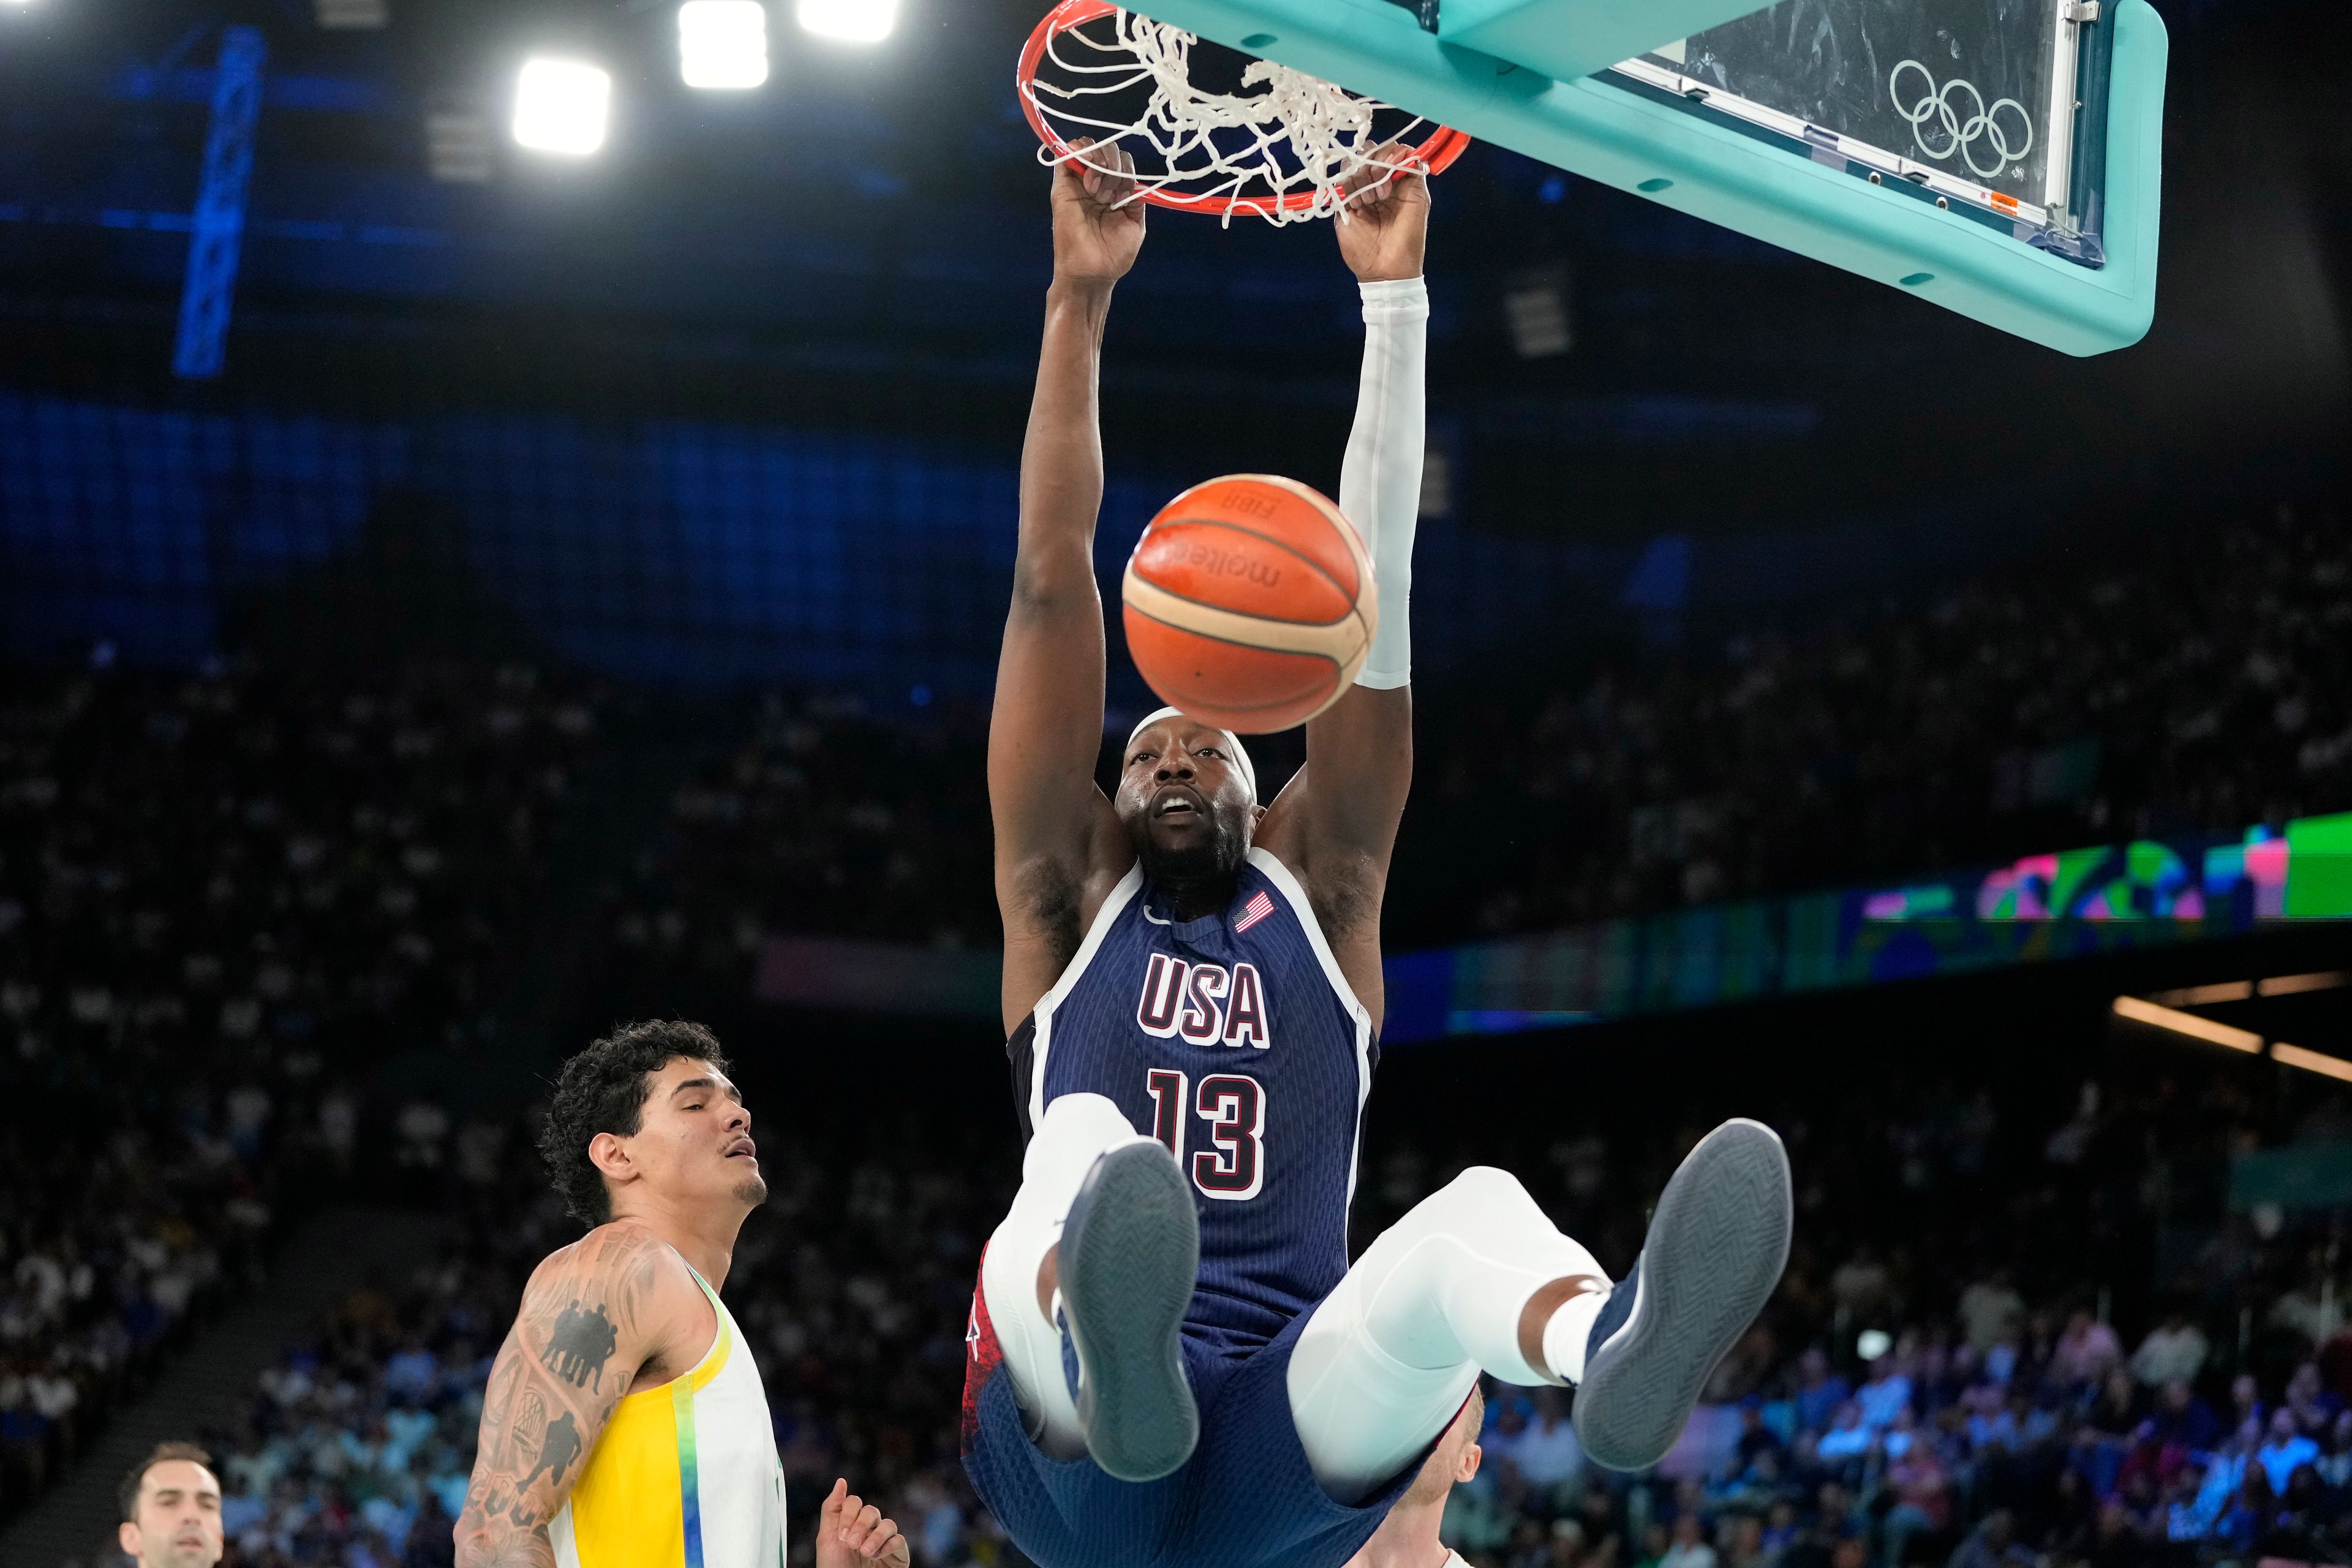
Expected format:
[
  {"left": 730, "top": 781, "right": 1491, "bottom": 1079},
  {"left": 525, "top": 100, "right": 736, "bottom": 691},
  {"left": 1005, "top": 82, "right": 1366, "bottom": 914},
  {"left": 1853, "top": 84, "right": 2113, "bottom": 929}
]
[
  {"left": 1572, "top": 1118, "right": 1793, "bottom": 1471},
  {"left": 1057, "top": 1139, "right": 1202, "bottom": 1482}
]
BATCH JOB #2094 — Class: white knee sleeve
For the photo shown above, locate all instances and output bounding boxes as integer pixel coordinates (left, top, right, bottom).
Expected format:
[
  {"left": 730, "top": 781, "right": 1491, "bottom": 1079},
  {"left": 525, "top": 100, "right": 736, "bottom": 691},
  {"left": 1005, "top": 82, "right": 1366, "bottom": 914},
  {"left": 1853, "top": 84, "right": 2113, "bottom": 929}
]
[
  {"left": 1287, "top": 1167, "right": 1608, "bottom": 1502},
  {"left": 1287, "top": 1264, "right": 1482, "bottom": 1504},
  {"left": 980, "top": 1092, "right": 1150, "bottom": 1459},
  {"left": 1364, "top": 1166, "right": 1605, "bottom": 1385}
]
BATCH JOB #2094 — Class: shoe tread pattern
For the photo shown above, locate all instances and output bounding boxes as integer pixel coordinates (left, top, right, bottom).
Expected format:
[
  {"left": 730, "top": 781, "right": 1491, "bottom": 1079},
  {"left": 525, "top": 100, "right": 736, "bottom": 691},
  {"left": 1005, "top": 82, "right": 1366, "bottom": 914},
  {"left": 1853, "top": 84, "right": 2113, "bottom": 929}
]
[
  {"left": 1061, "top": 1142, "right": 1202, "bottom": 1482},
  {"left": 1575, "top": 1118, "right": 1792, "bottom": 1472}
]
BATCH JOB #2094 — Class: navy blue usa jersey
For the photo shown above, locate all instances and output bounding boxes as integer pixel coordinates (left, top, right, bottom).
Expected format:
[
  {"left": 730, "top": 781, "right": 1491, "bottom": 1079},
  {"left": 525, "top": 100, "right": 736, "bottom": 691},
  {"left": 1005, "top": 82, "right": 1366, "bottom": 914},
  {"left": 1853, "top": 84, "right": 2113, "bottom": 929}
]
[{"left": 1008, "top": 848, "right": 1376, "bottom": 1351}]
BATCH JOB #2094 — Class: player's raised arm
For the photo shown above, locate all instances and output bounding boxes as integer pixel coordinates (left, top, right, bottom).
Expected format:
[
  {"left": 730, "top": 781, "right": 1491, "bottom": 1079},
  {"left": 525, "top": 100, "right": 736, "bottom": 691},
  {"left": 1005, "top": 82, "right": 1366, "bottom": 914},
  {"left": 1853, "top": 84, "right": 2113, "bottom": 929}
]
[
  {"left": 455, "top": 1229, "right": 706, "bottom": 1568},
  {"left": 990, "top": 141, "right": 1148, "bottom": 1031},
  {"left": 1260, "top": 151, "right": 1428, "bottom": 1021}
]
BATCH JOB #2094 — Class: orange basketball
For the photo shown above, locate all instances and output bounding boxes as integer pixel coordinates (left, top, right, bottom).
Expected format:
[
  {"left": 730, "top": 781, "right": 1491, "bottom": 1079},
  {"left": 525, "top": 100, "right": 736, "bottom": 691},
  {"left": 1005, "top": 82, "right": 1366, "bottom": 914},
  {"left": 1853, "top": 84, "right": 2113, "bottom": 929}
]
[{"left": 1120, "top": 474, "right": 1378, "bottom": 734}]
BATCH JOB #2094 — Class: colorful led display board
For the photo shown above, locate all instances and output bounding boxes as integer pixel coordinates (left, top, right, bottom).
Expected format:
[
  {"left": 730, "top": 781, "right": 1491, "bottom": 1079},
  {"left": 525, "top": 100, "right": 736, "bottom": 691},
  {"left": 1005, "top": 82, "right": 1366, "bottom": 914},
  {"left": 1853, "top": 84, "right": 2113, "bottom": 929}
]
[{"left": 754, "top": 811, "right": 2352, "bottom": 1037}]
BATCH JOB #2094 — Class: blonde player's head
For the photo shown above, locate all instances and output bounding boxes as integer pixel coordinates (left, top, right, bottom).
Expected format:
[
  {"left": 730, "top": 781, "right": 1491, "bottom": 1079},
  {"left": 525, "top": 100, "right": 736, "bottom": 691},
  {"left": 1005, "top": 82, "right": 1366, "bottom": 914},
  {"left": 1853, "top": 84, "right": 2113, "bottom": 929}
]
[
  {"left": 1401, "top": 1382, "right": 1485, "bottom": 1507},
  {"left": 1340, "top": 1387, "right": 1485, "bottom": 1568}
]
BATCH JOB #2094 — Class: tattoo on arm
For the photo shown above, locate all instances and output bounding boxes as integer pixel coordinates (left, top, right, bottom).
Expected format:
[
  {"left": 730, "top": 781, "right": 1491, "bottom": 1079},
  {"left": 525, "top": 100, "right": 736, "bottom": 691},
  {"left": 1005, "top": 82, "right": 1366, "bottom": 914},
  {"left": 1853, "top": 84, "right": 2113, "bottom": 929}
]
[
  {"left": 519, "top": 1412, "right": 584, "bottom": 1493},
  {"left": 455, "top": 1229, "right": 675, "bottom": 1568},
  {"left": 540, "top": 1300, "right": 622, "bottom": 1392}
]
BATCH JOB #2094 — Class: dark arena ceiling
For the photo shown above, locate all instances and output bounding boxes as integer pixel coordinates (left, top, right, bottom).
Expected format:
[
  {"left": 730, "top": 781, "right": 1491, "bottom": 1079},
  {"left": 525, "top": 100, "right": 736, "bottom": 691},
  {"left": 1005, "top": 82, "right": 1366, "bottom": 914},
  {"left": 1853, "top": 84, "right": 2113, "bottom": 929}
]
[{"left": 0, "top": 0, "right": 2343, "bottom": 549}]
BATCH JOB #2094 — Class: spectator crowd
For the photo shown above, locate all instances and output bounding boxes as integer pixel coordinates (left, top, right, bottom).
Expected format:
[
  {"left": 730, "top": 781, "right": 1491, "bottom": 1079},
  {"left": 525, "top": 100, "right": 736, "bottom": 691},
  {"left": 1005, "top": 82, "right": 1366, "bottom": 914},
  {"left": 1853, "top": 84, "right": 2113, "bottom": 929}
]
[
  {"left": 1400, "top": 501, "right": 2352, "bottom": 941},
  {"left": 0, "top": 656, "right": 601, "bottom": 1529},
  {"left": 607, "top": 687, "right": 999, "bottom": 979},
  {"left": 604, "top": 501, "right": 2352, "bottom": 973},
  {"left": 3, "top": 499, "right": 2349, "bottom": 1568}
]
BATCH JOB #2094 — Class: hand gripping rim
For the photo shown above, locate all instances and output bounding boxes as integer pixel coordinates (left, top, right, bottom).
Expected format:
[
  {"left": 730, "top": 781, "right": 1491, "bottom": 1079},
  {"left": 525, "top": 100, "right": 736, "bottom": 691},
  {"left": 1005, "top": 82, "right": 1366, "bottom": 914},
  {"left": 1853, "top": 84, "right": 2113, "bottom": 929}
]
[{"left": 1016, "top": 0, "right": 1472, "bottom": 220}]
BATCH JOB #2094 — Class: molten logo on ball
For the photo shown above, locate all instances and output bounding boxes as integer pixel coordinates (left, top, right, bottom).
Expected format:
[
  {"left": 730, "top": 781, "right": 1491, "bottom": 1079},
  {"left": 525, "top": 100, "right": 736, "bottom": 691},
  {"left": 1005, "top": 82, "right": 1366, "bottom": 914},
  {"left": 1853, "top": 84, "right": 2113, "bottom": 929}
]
[
  {"left": 1120, "top": 474, "right": 1376, "bottom": 734},
  {"left": 1176, "top": 543, "right": 1283, "bottom": 589}
]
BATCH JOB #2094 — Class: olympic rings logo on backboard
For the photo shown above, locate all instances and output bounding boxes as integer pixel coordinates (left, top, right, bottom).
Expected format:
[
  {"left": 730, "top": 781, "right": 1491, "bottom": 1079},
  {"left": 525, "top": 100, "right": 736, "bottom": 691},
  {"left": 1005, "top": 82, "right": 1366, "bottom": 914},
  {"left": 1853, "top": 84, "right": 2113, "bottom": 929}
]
[{"left": 1888, "top": 61, "right": 2034, "bottom": 181}]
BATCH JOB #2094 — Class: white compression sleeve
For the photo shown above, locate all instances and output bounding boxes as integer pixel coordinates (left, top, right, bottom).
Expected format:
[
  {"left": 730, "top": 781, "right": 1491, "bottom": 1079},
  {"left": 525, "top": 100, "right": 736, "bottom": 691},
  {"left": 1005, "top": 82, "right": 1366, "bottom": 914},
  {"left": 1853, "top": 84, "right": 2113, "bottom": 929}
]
[
  {"left": 1287, "top": 1167, "right": 1610, "bottom": 1502},
  {"left": 1339, "top": 276, "right": 1428, "bottom": 691}
]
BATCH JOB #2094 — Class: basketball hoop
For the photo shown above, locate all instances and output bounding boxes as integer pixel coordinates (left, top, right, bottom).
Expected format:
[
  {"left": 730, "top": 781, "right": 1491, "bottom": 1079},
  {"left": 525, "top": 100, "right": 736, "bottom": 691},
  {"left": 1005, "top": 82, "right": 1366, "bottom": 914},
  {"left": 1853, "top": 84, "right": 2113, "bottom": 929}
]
[{"left": 1017, "top": 0, "right": 1470, "bottom": 226}]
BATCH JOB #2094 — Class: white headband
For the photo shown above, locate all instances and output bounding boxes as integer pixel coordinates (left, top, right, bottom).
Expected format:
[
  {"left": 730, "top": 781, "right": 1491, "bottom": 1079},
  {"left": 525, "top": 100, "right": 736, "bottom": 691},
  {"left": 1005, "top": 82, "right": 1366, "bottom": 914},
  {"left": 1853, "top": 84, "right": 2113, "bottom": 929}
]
[{"left": 1126, "top": 706, "right": 1257, "bottom": 803}]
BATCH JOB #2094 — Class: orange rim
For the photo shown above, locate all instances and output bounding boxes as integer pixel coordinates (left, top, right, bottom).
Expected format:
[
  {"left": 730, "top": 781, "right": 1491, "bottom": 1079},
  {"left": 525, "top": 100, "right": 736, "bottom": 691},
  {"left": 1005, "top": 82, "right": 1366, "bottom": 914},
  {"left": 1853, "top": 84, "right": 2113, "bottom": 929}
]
[{"left": 1016, "top": 0, "right": 1472, "bottom": 218}]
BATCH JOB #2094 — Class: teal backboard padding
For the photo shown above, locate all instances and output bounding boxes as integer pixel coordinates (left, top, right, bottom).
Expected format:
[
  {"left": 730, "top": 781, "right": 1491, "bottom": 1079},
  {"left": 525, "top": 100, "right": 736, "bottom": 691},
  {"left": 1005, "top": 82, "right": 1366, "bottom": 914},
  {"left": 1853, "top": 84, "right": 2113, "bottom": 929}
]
[
  {"left": 1122, "top": 0, "right": 2167, "bottom": 355},
  {"left": 1432, "top": 0, "right": 1790, "bottom": 88}
]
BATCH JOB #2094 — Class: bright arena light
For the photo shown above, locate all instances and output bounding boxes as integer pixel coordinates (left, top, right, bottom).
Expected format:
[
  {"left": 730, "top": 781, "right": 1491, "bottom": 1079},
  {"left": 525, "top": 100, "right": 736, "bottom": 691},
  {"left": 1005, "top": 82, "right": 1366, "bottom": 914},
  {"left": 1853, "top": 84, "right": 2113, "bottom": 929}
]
[
  {"left": 679, "top": 1, "right": 769, "bottom": 89},
  {"left": 797, "top": 0, "right": 897, "bottom": 44},
  {"left": 511, "top": 58, "right": 612, "bottom": 156}
]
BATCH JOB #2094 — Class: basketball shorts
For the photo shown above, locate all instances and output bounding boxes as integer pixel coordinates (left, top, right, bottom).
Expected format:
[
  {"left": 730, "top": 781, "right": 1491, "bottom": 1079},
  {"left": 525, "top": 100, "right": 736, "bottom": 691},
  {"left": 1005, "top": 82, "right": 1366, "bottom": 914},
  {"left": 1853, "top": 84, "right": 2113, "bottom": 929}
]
[{"left": 960, "top": 1276, "right": 1423, "bottom": 1568}]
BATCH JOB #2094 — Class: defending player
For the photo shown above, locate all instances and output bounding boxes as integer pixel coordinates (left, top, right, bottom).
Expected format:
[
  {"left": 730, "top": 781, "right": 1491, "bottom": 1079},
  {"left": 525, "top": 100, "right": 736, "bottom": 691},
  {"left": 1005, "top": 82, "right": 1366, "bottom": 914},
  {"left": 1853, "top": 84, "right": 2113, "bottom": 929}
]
[
  {"left": 1340, "top": 1387, "right": 1486, "bottom": 1568},
  {"left": 456, "top": 1020, "right": 908, "bottom": 1568},
  {"left": 962, "top": 140, "right": 1795, "bottom": 1568}
]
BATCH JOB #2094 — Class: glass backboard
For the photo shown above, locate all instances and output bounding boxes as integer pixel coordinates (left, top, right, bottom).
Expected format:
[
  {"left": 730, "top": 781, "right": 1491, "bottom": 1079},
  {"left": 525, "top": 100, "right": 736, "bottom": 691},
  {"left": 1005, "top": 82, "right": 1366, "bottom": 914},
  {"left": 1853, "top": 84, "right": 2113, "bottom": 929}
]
[{"left": 1612, "top": 0, "right": 2108, "bottom": 262}]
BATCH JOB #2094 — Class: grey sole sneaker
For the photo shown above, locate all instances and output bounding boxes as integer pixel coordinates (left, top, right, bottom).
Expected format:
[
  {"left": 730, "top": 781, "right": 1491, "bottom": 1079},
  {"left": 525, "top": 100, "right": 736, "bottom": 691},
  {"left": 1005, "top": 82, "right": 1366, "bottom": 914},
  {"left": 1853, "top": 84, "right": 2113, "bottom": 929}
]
[
  {"left": 1573, "top": 1117, "right": 1792, "bottom": 1472},
  {"left": 1060, "top": 1140, "right": 1200, "bottom": 1483}
]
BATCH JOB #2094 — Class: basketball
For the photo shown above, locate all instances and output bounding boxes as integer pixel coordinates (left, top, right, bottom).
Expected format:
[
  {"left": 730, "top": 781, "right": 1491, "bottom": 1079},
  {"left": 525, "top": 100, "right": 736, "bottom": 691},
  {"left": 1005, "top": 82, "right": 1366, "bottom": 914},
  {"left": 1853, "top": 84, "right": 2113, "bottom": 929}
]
[{"left": 1120, "top": 473, "right": 1379, "bottom": 734}]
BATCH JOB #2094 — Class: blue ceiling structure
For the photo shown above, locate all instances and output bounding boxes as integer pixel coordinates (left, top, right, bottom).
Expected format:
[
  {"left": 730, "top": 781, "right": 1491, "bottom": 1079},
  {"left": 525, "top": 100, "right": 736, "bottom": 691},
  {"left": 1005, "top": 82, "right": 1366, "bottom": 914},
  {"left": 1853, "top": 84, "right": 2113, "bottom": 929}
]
[{"left": 0, "top": 0, "right": 2342, "bottom": 600}]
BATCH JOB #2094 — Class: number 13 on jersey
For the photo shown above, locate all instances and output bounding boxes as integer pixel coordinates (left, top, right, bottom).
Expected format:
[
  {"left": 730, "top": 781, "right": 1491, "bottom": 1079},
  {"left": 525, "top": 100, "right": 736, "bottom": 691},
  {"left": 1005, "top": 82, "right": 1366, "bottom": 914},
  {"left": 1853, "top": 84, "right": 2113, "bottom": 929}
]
[{"left": 1145, "top": 1069, "right": 1266, "bottom": 1201}]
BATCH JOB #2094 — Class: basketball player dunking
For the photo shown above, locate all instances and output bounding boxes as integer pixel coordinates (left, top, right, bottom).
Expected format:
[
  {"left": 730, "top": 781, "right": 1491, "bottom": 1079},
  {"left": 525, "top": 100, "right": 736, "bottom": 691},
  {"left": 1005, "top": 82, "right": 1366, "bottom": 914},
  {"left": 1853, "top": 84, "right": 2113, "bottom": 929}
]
[
  {"left": 960, "top": 142, "right": 1796, "bottom": 1568},
  {"left": 456, "top": 1020, "right": 908, "bottom": 1568}
]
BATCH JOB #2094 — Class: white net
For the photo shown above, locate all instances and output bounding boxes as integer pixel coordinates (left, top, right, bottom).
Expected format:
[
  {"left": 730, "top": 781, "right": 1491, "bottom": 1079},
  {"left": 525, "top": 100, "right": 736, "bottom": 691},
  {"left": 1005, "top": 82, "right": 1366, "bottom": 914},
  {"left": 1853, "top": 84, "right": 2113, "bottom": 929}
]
[{"left": 1023, "top": 8, "right": 1431, "bottom": 225}]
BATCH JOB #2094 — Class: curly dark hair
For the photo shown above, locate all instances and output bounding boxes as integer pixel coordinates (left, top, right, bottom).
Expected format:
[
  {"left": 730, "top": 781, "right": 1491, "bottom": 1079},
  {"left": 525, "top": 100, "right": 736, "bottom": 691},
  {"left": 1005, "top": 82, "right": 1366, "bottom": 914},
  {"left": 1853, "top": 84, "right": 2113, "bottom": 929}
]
[{"left": 541, "top": 1019, "right": 731, "bottom": 1226}]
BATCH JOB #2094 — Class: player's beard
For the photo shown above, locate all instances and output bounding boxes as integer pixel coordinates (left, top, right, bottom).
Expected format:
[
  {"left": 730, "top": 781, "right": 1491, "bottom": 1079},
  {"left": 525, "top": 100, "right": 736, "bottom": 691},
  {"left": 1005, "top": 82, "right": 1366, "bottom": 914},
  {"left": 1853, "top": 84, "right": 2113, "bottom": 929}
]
[
  {"left": 732, "top": 1173, "right": 769, "bottom": 1209},
  {"left": 1133, "top": 806, "right": 1247, "bottom": 895}
]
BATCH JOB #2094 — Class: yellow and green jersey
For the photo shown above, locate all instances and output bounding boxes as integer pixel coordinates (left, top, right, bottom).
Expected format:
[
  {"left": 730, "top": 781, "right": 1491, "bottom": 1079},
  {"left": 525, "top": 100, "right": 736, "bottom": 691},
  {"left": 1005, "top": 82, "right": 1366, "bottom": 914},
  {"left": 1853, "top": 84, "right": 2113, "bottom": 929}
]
[{"left": 549, "top": 1265, "right": 785, "bottom": 1568}]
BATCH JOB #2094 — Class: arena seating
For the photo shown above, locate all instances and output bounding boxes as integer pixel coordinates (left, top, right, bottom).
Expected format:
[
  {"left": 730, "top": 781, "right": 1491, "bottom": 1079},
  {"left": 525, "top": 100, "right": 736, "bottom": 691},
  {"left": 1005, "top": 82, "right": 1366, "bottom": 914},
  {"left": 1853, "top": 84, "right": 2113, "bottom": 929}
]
[
  {"left": 7, "top": 505, "right": 2350, "bottom": 1564},
  {"left": 609, "top": 688, "right": 999, "bottom": 975},
  {"left": 0, "top": 657, "right": 601, "bottom": 1529},
  {"left": 190, "top": 1163, "right": 547, "bottom": 1568},
  {"left": 1389, "top": 1062, "right": 2352, "bottom": 1568},
  {"left": 605, "top": 502, "right": 2352, "bottom": 974},
  {"left": 1397, "top": 501, "right": 2352, "bottom": 944}
]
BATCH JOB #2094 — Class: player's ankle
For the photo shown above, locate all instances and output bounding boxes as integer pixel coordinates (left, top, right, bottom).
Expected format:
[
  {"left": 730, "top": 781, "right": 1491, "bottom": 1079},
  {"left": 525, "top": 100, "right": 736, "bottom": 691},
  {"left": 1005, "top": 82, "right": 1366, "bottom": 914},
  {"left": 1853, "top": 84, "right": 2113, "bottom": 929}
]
[
  {"left": 1513, "top": 1274, "right": 1607, "bottom": 1384},
  {"left": 1036, "top": 1244, "right": 1060, "bottom": 1322},
  {"left": 1540, "top": 1283, "right": 1613, "bottom": 1384}
]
